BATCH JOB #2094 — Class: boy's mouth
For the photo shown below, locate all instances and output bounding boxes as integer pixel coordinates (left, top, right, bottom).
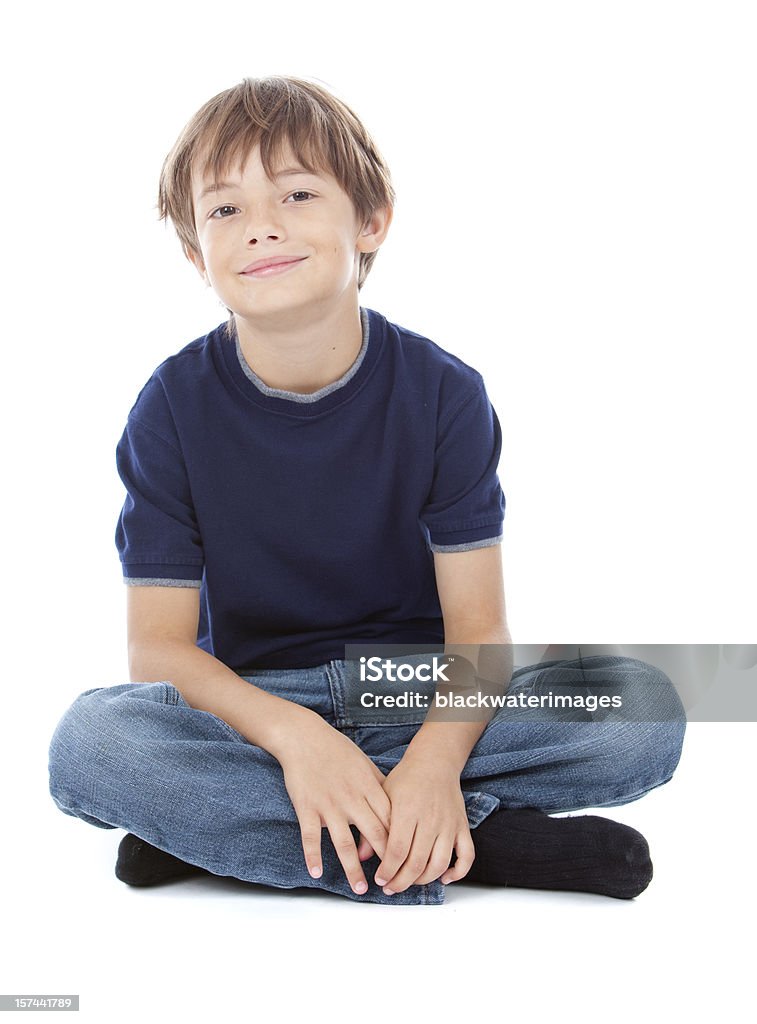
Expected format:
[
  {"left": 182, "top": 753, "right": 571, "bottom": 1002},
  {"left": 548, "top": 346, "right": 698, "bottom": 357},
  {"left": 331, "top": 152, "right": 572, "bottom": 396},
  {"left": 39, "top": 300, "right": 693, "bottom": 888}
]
[{"left": 240, "top": 256, "right": 308, "bottom": 277}]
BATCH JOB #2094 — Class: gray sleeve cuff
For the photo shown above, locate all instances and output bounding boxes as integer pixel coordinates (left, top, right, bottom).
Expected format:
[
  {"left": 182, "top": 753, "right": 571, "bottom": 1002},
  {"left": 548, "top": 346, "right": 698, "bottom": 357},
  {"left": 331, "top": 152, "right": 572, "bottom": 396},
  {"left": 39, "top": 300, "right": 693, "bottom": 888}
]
[
  {"left": 429, "top": 534, "right": 503, "bottom": 554},
  {"left": 123, "top": 577, "right": 202, "bottom": 588}
]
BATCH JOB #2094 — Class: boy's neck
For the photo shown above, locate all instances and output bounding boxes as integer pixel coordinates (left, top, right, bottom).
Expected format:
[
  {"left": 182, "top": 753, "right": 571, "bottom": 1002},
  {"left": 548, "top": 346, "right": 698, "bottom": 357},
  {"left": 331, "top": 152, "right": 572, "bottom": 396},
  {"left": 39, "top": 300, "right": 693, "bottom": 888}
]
[{"left": 233, "top": 299, "right": 364, "bottom": 395}]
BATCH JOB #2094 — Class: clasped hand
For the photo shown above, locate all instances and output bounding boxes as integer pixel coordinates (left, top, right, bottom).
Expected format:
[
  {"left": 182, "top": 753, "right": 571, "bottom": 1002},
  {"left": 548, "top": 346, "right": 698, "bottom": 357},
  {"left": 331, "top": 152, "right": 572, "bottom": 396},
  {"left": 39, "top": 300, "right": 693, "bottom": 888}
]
[
  {"left": 278, "top": 711, "right": 474, "bottom": 896},
  {"left": 356, "top": 753, "right": 475, "bottom": 894}
]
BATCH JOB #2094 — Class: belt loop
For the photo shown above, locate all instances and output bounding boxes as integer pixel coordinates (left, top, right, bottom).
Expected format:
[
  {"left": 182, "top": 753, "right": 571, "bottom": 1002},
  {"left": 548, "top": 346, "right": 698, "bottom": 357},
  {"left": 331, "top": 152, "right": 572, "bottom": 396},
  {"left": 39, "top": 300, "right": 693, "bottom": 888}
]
[{"left": 326, "top": 660, "right": 347, "bottom": 728}]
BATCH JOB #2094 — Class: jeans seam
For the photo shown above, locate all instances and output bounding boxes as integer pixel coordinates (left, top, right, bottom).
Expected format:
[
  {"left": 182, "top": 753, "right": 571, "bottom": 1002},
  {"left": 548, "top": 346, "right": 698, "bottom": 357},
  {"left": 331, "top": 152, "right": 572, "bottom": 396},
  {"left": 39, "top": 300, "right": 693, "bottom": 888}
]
[{"left": 326, "top": 660, "right": 347, "bottom": 728}]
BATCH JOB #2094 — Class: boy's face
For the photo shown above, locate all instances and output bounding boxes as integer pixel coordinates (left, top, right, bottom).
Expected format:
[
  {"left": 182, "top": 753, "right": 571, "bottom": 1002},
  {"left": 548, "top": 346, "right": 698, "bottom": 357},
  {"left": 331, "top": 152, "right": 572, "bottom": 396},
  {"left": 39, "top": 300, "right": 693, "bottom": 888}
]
[{"left": 188, "top": 143, "right": 390, "bottom": 325}]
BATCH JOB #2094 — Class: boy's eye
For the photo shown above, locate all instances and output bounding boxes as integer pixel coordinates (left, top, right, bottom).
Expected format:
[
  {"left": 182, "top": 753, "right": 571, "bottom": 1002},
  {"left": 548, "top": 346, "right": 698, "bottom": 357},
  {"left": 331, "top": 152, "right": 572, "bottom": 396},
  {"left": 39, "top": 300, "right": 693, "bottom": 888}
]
[
  {"left": 288, "top": 191, "right": 314, "bottom": 202},
  {"left": 210, "top": 205, "right": 239, "bottom": 219}
]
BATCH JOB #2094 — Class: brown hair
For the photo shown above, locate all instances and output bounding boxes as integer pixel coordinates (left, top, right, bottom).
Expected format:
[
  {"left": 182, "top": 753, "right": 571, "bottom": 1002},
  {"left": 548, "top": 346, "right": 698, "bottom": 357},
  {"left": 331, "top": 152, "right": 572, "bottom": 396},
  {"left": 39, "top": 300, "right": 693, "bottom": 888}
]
[{"left": 158, "top": 76, "right": 395, "bottom": 293}]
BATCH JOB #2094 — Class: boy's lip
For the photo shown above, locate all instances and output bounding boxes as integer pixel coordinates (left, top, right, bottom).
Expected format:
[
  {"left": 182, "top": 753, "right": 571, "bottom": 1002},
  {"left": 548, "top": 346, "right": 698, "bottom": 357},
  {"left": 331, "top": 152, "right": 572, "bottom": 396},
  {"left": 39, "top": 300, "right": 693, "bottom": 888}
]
[{"left": 240, "top": 256, "right": 307, "bottom": 274}]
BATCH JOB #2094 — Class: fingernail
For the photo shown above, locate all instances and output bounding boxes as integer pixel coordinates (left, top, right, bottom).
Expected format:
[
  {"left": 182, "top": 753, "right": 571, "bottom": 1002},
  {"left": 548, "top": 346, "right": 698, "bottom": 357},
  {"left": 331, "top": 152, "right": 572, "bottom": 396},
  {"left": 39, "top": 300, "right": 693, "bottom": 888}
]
[
  {"left": 375, "top": 876, "right": 387, "bottom": 886},
  {"left": 309, "top": 866, "right": 322, "bottom": 879},
  {"left": 354, "top": 881, "right": 368, "bottom": 894},
  {"left": 383, "top": 888, "right": 395, "bottom": 896}
]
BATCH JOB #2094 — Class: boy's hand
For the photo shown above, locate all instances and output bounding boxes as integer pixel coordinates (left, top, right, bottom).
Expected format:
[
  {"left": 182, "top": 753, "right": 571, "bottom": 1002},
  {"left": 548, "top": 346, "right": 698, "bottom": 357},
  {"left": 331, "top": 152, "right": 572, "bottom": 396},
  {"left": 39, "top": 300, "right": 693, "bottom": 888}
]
[
  {"left": 274, "top": 709, "right": 392, "bottom": 896},
  {"left": 358, "top": 754, "right": 475, "bottom": 893}
]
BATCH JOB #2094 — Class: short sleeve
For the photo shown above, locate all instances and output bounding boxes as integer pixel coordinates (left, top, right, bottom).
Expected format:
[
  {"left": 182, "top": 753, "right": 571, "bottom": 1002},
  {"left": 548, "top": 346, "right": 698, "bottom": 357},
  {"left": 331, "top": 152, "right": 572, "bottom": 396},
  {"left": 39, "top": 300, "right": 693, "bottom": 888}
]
[
  {"left": 115, "top": 416, "right": 204, "bottom": 587},
  {"left": 420, "top": 378, "right": 505, "bottom": 553}
]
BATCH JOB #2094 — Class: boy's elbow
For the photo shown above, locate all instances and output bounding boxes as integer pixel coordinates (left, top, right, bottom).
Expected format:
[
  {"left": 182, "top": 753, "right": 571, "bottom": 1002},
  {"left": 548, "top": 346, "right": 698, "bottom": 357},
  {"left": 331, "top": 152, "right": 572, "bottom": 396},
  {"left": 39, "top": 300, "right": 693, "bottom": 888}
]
[
  {"left": 127, "top": 639, "right": 158, "bottom": 684},
  {"left": 127, "top": 637, "right": 189, "bottom": 684},
  {"left": 443, "top": 616, "right": 511, "bottom": 646}
]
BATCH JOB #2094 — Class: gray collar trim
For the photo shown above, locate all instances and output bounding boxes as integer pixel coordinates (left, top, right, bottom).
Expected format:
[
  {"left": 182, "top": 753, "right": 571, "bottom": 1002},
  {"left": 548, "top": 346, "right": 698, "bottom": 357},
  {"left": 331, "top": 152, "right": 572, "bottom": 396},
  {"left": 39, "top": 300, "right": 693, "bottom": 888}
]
[{"left": 234, "top": 308, "right": 370, "bottom": 403}]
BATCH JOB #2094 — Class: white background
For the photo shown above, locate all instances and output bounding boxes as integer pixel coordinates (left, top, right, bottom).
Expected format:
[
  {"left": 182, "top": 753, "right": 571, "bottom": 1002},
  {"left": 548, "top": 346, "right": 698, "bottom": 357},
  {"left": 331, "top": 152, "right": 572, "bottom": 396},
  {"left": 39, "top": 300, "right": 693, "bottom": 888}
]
[{"left": 1, "top": 2, "right": 754, "bottom": 1021}]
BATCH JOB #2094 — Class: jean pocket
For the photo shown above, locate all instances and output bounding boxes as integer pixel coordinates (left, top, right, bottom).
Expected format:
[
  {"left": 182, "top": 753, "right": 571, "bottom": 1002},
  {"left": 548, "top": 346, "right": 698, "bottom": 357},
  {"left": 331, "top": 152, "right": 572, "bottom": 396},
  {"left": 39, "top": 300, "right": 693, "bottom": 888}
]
[{"left": 341, "top": 654, "right": 440, "bottom": 727}]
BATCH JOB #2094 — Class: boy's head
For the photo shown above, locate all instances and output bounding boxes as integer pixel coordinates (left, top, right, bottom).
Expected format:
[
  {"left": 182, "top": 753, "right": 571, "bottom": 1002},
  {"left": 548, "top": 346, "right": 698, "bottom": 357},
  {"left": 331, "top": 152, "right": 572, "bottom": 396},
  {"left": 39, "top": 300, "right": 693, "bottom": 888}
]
[{"left": 158, "top": 77, "right": 395, "bottom": 309}]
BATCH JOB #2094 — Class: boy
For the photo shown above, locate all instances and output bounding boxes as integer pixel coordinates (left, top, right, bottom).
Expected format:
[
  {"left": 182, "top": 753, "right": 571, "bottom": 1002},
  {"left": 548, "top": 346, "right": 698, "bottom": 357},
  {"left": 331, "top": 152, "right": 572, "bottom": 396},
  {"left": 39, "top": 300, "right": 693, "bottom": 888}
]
[{"left": 48, "top": 76, "right": 685, "bottom": 905}]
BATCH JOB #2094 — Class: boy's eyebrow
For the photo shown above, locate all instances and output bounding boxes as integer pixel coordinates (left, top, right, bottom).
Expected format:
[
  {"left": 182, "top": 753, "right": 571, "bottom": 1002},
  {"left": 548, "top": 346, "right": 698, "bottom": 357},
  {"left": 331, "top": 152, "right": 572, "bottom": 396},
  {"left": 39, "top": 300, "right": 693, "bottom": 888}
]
[{"left": 196, "top": 166, "right": 323, "bottom": 201}]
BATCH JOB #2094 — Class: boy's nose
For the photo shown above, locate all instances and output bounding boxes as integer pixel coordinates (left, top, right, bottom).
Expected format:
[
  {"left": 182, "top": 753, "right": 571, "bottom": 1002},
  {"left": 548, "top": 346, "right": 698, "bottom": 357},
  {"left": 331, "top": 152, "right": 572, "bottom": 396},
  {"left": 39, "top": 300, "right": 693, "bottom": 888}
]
[
  {"left": 243, "top": 204, "right": 285, "bottom": 245},
  {"left": 247, "top": 230, "right": 281, "bottom": 244}
]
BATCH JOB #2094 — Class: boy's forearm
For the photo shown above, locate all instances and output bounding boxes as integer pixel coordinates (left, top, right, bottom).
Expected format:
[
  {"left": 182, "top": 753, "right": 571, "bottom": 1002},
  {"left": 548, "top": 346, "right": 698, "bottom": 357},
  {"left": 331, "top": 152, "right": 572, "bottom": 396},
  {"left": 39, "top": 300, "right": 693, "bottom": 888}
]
[
  {"left": 401, "top": 719, "right": 492, "bottom": 776},
  {"left": 128, "top": 639, "right": 313, "bottom": 758},
  {"left": 403, "top": 629, "right": 514, "bottom": 775}
]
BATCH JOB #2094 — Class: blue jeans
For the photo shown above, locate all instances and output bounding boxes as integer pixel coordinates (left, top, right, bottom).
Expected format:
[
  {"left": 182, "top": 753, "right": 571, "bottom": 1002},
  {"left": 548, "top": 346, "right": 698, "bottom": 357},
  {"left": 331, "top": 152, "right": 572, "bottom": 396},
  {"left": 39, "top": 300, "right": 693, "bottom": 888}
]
[{"left": 48, "top": 654, "right": 685, "bottom": 906}]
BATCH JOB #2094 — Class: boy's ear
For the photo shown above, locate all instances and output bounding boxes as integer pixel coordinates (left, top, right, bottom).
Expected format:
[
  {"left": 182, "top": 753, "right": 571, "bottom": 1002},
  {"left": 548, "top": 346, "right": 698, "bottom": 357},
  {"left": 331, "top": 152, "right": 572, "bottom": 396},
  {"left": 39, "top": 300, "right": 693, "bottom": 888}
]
[
  {"left": 183, "top": 242, "right": 209, "bottom": 282},
  {"left": 357, "top": 205, "right": 393, "bottom": 254}
]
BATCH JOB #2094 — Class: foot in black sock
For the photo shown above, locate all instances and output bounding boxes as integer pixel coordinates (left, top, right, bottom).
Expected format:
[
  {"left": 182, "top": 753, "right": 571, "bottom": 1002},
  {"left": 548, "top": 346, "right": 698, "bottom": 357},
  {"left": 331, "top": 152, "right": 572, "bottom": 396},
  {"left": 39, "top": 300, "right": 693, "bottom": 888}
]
[
  {"left": 465, "top": 808, "right": 653, "bottom": 899},
  {"left": 115, "top": 833, "right": 208, "bottom": 887}
]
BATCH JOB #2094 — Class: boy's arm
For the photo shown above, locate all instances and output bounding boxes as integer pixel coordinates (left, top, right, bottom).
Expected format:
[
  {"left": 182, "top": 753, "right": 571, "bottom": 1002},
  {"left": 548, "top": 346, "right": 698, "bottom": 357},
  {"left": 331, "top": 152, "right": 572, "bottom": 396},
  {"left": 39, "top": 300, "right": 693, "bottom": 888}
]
[
  {"left": 403, "top": 543, "right": 513, "bottom": 771},
  {"left": 127, "top": 585, "right": 393, "bottom": 894},
  {"left": 126, "top": 585, "right": 314, "bottom": 754},
  {"left": 364, "top": 544, "right": 513, "bottom": 894}
]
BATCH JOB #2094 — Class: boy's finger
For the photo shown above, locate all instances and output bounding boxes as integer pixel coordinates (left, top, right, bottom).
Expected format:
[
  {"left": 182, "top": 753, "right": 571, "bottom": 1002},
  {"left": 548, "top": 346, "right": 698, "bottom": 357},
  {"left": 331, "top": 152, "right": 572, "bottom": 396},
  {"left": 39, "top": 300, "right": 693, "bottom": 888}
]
[
  {"left": 327, "top": 820, "right": 369, "bottom": 895},
  {"left": 366, "top": 788, "right": 392, "bottom": 832},
  {"left": 440, "top": 831, "right": 476, "bottom": 884},
  {"left": 374, "top": 820, "right": 415, "bottom": 888},
  {"left": 414, "top": 835, "right": 455, "bottom": 886},
  {"left": 356, "top": 805, "right": 389, "bottom": 860},
  {"left": 381, "top": 826, "right": 436, "bottom": 893},
  {"left": 357, "top": 835, "right": 375, "bottom": 861},
  {"left": 297, "top": 809, "right": 324, "bottom": 879}
]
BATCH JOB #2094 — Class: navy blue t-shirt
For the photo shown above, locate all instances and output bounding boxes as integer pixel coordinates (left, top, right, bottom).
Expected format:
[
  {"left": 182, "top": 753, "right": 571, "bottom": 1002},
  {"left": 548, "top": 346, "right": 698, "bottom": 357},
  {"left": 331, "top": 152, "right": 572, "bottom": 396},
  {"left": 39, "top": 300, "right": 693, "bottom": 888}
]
[{"left": 115, "top": 307, "right": 505, "bottom": 671}]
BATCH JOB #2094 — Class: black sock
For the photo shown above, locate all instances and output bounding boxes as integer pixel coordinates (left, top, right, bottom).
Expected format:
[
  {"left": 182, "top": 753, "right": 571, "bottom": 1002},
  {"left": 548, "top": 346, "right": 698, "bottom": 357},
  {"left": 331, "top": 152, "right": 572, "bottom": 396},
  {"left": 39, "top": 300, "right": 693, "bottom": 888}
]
[
  {"left": 115, "top": 833, "right": 208, "bottom": 887},
  {"left": 465, "top": 808, "right": 653, "bottom": 899}
]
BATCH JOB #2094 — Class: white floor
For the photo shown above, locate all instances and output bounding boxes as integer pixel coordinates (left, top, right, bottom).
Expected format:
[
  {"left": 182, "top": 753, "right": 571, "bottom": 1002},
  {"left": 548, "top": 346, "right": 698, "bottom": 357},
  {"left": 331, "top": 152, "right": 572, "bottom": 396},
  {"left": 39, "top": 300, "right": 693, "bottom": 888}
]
[{"left": 2, "top": 722, "right": 753, "bottom": 1023}]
